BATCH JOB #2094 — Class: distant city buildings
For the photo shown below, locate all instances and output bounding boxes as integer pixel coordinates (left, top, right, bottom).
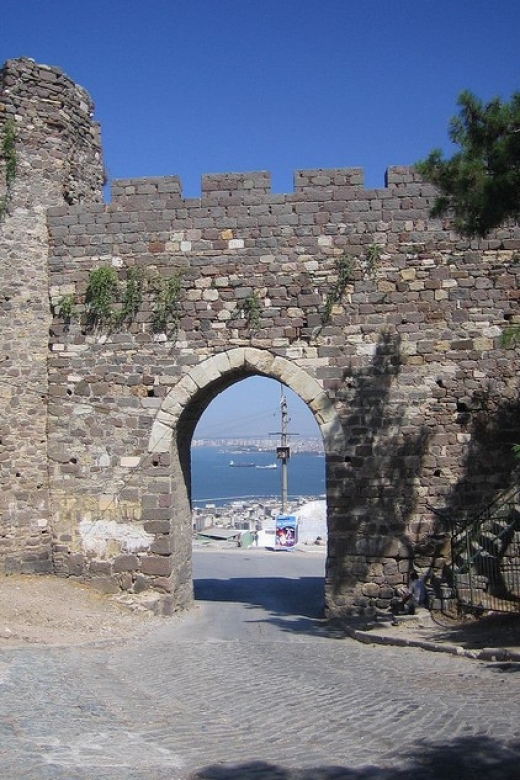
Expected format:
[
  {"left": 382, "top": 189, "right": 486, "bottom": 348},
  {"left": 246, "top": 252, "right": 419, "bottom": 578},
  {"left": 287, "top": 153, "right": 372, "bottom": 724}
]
[
  {"left": 192, "top": 495, "right": 327, "bottom": 548},
  {"left": 192, "top": 437, "right": 324, "bottom": 454}
]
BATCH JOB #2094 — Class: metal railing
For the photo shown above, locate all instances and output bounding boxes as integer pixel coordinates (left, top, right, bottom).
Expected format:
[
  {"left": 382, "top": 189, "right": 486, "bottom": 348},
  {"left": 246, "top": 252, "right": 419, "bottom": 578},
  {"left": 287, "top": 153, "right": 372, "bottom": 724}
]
[{"left": 449, "top": 487, "right": 520, "bottom": 614}]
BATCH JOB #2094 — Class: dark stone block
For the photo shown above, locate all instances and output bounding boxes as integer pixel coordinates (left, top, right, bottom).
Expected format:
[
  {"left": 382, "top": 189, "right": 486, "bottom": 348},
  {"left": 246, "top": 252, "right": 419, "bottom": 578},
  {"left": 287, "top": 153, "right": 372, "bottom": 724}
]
[
  {"left": 140, "top": 556, "right": 172, "bottom": 577},
  {"left": 113, "top": 554, "right": 139, "bottom": 572}
]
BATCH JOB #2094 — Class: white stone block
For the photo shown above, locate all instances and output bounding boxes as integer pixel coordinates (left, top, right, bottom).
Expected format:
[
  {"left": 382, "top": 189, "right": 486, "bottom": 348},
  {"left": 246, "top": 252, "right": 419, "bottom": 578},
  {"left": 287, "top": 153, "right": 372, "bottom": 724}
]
[
  {"left": 318, "top": 235, "right": 333, "bottom": 247},
  {"left": 226, "top": 348, "right": 246, "bottom": 370},
  {"left": 121, "top": 456, "right": 140, "bottom": 468},
  {"left": 244, "top": 348, "right": 275, "bottom": 375},
  {"left": 148, "top": 421, "right": 173, "bottom": 452}
]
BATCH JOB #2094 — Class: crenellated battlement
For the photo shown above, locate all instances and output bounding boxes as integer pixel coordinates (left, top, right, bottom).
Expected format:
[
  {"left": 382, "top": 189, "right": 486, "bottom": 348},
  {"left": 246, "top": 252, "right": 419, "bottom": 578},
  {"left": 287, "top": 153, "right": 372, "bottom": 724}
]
[{"left": 108, "top": 165, "right": 432, "bottom": 208}]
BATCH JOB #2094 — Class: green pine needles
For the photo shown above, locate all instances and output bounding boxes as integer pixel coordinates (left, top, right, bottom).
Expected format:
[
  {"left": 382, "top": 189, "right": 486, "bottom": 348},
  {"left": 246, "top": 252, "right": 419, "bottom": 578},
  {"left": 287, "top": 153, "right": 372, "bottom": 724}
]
[{"left": 416, "top": 90, "right": 520, "bottom": 237}]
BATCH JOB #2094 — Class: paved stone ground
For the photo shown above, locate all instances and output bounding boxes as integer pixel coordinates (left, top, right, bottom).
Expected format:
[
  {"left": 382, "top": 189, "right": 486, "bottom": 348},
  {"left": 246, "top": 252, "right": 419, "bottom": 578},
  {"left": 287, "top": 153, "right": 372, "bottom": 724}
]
[
  {"left": 0, "top": 549, "right": 519, "bottom": 779},
  {"left": 1, "top": 617, "right": 519, "bottom": 780}
]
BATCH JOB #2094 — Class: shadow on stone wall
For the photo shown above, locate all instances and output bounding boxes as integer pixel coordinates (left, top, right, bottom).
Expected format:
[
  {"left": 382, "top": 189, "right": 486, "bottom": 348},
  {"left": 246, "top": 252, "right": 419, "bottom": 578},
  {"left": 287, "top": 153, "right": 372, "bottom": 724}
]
[
  {"left": 428, "top": 388, "right": 520, "bottom": 604},
  {"left": 444, "top": 389, "right": 520, "bottom": 520},
  {"left": 328, "top": 332, "right": 431, "bottom": 602},
  {"left": 348, "top": 331, "right": 429, "bottom": 530}
]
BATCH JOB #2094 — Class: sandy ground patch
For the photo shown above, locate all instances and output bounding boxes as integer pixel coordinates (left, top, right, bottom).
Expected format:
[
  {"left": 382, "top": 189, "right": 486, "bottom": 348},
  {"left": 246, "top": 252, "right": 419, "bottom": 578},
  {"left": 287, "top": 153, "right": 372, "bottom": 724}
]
[{"left": 0, "top": 574, "right": 164, "bottom": 647}]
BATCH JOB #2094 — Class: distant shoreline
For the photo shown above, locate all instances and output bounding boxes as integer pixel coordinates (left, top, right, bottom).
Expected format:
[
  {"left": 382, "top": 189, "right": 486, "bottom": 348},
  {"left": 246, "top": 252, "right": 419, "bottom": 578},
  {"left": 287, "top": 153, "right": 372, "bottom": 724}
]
[
  {"left": 192, "top": 493, "right": 326, "bottom": 508},
  {"left": 192, "top": 437, "right": 324, "bottom": 455}
]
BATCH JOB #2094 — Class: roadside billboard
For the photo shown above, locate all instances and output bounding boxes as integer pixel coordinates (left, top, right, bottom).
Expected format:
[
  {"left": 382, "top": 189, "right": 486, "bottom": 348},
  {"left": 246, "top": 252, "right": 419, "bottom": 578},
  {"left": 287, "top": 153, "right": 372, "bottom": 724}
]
[{"left": 275, "top": 514, "right": 297, "bottom": 550}]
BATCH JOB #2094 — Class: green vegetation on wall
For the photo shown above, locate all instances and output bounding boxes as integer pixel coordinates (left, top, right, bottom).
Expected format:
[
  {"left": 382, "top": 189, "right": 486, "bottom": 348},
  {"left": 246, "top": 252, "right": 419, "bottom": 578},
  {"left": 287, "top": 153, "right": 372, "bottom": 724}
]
[
  {"left": 364, "top": 243, "right": 382, "bottom": 275},
  {"left": 321, "top": 254, "right": 355, "bottom": 324},
  {"left": 85, "top": 266, "right": 119, "bottom": 329},
  {"left": 151, "top": 273, "right": 182, "bottom": 335},
  {"left": 0, "top": 120, "right": 17, "bottom": 221},
  {"left": 120, "top": 266, "right": 145, "bottom": 324},
  {"left": 242, "top": 290, "right": 262, "bottom": 329},
  {"left": 60, "top": 265, "right": 183, "bottom": 337},
  {"left": 57, "top": 293, "right": 75, "bottom": 322},
  {"left": 321, "top": 244, "right": 382, "bottom": 325}
]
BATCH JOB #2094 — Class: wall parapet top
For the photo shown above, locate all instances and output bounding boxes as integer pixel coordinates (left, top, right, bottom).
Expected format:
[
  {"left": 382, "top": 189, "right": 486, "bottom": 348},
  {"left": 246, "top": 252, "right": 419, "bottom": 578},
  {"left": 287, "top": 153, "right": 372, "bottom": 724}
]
[
  {"left": 107, "top": 165, "right": 434, "bottom": 209},
  {"left": 1, "top": 57, "right": 431, "bottom": 213}
]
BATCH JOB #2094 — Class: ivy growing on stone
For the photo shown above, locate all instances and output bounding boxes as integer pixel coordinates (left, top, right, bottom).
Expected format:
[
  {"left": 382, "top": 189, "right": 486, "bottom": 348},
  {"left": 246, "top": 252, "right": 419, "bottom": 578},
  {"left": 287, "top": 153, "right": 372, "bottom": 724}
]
[
  {"left": 85, "top": 266, "right": 119, "bottom": 329},
  {"left": 151, "top": 273, "right": 182, "bottom": 335},
  {"left": 321, "top": 254, "right": 355, "bottom": 324},
  {"left": 0, "top": 120, "right": 17, "bottom": 222},
  {"left": 57, "top": 293, "right": 75, "bottom": 322},
  {"left": 242, "top": 290, "right": 262, "bottom": 329},
  {"left": 321, "top": 244, "right": 383, "bottom": 325},
  {"left": 501, "top": 326, "right": 520, "bottom": 349},
  {"left": 80, "top": 265, "right": 183, "bottom": 335},
  {"left": 120, "top": 266, "right": 144, "bottom": 324},
  {"left": 364, "top": 243, "right": 382, "bottom": 274}
]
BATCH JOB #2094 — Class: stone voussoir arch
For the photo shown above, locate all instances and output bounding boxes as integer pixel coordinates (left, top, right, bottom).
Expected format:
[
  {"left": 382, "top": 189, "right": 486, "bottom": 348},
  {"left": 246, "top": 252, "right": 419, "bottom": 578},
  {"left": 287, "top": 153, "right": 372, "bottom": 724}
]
[
  {"left": 146, "top": 348, "right": 345, "bottom": 617},
  {"left": 148, "top": 347, "right": 346, "bottom": 455}
]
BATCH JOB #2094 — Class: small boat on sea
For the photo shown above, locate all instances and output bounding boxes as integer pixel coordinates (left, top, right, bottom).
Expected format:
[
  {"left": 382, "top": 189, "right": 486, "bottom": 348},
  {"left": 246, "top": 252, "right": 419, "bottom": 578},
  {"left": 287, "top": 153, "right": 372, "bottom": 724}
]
[
  {"left": 229, "top": 460, "right": 255, "bottom": 468},
  {"left": 257, "top": 463, "right": 277, "bottom": 470}
]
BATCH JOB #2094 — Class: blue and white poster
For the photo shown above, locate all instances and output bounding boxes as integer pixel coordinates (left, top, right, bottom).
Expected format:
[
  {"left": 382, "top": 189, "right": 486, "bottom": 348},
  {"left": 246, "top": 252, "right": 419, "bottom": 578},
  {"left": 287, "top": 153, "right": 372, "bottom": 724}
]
[{"left": 275, "top": 514, "right": 297, "bottom": 549}]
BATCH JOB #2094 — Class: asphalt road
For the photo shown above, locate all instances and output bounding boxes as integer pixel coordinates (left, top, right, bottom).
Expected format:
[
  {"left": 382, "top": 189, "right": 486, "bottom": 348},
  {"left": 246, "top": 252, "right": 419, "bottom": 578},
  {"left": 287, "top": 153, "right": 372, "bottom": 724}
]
[
  {"left": 190, "top": 546, "right": 327, "bottom": 641},
  {"left": 0, "top": 546, "right": 519, "bottom": 780}
]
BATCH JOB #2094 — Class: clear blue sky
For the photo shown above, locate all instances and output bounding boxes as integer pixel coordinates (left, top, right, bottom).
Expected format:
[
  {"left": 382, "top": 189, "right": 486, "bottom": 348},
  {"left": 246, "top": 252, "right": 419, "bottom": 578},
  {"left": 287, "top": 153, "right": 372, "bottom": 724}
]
[{"left": 3, "top": 1, "right": 519, "bottom": 437}]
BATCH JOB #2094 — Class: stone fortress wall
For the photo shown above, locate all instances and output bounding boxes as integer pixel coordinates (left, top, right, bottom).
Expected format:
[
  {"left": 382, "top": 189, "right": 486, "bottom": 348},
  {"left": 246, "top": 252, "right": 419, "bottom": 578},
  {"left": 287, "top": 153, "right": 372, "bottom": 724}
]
[
  {"left": 0, "top": 58, "right": 104, "bottom": 579},
  {"left": 1, "top": 57, "right": 520, "bottom": 616}
]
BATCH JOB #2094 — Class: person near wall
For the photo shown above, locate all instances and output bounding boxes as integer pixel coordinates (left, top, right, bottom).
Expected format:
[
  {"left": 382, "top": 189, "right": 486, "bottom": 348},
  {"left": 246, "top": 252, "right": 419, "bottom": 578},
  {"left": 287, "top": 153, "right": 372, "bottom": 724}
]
[
  {"left": 408, "top": 572, "right": 428, "bottom": 610},
  {"left": 391, "top": 571, "right": 428, "bottom": 616}
]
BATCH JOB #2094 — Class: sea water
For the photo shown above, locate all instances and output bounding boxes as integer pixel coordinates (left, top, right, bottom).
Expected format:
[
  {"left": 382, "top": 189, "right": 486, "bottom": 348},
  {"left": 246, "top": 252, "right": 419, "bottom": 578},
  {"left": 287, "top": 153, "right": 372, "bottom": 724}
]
[{"left": 191, "top": 446, "right": 325, "bottom": 506}]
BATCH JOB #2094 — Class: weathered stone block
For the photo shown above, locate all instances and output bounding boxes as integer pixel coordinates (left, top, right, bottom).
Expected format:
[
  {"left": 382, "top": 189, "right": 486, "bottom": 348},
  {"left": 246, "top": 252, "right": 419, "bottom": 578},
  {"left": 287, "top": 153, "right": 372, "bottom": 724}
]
[
  {"left": 150, "top": 537, "right": 173, "bottom": 555},
  {"left": 113, "top": 554, "right": 139, "bottom": 572},
  {"left": 140, "top": 556, "right": 172, "bottom": 577},
  {"left": 90, "top": 576, "right": 121, "bottom": 595},
  {"left": 89, "top": 559, "right": 112, "bottom": 575},
  {"left": 143, "top": 520, "right": 171, "bottom": 535},
  {"left": 68, "top": 553, "right": 86, "bottom": 576}
]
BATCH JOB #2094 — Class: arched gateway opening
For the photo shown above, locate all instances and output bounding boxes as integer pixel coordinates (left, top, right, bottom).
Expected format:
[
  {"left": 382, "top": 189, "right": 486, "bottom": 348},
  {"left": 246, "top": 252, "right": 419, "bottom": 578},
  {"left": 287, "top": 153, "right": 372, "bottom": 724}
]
[{"left": 148, "top": 348, "right": 345, "bottom": 615}]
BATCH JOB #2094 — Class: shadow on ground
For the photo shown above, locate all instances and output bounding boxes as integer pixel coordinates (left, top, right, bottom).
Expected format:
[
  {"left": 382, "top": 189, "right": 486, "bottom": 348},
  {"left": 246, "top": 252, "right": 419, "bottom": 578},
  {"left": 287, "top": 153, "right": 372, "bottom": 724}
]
[
  {"left": 195, "top": 575, "right": 520, "bottom": 649},
  {"left": 427, "top": 611, "right": 520, "bottom": 652},
  {"left": 194, "top": 575, "right": 333, "bottom": 637},
  {"left": 190, "top": 735, "right": 520, "bottom": 780}
]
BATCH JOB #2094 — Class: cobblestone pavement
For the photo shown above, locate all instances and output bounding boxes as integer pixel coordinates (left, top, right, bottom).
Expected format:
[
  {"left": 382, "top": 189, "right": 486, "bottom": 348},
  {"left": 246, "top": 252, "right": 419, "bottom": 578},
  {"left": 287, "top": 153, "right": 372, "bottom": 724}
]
[{"left": 1, "top": 550, "right": 519, "bottom": 780}]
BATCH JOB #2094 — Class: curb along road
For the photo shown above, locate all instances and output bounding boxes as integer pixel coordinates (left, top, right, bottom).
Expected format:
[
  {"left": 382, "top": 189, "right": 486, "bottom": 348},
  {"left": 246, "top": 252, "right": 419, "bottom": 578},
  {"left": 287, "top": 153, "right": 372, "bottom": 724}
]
[{"left": 341, "top": 622, "right": 520, "bottom": 663}]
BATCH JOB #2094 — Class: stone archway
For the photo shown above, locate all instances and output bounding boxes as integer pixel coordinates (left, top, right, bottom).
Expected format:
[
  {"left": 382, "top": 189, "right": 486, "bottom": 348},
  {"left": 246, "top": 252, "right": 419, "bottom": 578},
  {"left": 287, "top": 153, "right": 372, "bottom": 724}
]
[{"left": 147, "top": 348, "right": 345, "bottom": 613}]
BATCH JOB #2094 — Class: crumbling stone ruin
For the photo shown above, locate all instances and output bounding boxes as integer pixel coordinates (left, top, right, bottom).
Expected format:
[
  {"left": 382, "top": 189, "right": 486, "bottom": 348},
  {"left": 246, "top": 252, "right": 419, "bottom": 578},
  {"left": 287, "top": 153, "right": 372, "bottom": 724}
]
[{"left": 1, "top": 57, "right": 519, "bottom": 616}]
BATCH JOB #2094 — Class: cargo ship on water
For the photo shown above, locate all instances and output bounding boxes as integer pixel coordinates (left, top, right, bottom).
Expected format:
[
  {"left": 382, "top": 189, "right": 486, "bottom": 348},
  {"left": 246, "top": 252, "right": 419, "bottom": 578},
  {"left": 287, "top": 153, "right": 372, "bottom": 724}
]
[{"left": 229, "top": 460, "right": 278, "bottom": 469}]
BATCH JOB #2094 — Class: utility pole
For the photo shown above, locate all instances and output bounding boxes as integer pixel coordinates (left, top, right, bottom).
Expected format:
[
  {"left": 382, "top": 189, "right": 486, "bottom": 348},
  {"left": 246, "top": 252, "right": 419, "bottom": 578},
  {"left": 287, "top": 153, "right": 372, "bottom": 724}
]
[
  {"left": 279, "top": 392, "right": 289, "bottom": 513},
  {"left": 270, "top": 385, "right": 297, "bottom": 514}
]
